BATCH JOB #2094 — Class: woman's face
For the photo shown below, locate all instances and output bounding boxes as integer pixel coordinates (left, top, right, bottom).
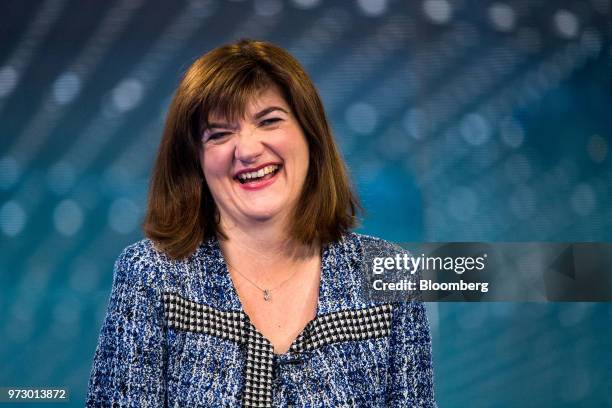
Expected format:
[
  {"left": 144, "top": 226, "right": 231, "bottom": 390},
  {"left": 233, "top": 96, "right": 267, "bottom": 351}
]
[{"left": 200, "top": 85, "right": 310, "bottom": 228}]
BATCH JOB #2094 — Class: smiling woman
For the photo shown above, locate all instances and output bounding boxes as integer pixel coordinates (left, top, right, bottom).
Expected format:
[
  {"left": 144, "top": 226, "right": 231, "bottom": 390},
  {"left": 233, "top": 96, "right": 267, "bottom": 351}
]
[
  {"left": 86, "top": 39, "right": 437, "bottom": 407},
  {"left": 201, "top": 85, "right": 310, "bottom": 227}
]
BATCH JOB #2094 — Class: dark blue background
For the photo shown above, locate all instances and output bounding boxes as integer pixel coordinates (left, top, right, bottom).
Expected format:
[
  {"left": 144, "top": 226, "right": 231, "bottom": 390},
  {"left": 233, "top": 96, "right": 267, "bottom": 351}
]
[{"left": 1, "top": 0, "right": 611, "bottom": 406}]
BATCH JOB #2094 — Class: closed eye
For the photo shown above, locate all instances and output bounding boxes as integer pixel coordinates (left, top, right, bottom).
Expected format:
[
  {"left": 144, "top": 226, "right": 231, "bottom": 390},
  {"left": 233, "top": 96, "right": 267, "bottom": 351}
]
[
  {"left": 259, "top": 117, "right": 282, "bottom": 127},
  {"left": 205, "top": 131, "right": 231, "bottom": 142}
]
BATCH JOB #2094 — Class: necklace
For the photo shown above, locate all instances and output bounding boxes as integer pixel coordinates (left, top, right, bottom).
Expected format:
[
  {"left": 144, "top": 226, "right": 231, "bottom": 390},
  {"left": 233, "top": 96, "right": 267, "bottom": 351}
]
[{"left": 227, "top": 261, "right": 301, "bottom": 301}]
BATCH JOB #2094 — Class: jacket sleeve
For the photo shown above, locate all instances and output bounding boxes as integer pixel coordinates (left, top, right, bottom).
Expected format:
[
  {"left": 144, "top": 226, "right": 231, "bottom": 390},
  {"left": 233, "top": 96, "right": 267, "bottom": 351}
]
[
  {"left": 86, "top": 247, "right": 167, "bottom": 407},
  {"left": 386, "top": 299, "right": 437, "bottom": 407}
]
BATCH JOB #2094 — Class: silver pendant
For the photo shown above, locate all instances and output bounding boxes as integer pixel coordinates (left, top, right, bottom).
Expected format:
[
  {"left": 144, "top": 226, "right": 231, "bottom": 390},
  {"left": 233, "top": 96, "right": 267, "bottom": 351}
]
[{"left": 263, "top": 289, "right": 271, "bottom": 301}]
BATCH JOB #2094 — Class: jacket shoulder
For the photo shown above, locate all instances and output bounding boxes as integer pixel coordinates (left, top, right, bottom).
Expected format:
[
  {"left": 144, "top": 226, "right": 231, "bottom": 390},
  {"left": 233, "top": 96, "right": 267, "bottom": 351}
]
[
  {"left": 112, "top": 238, "right": 172, "bottom": 289},
  {"left": 348, "top": 232, "right": 421, "bottom": 293},
  {"left": 348, "top": 232, "right": 409, "bottom": 257}
]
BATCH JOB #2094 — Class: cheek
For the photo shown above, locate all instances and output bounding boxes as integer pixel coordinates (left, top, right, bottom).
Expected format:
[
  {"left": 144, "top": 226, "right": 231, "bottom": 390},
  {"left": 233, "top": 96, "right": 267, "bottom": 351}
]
[
  {"left": 201, "top": 146, "right": 231, "bottom": 178},
  {"left": 294, "top": 136, "right": 310, "bottom": 174},
  {"left": 278, "top": 127, "right": 309, "bottom": 162},
  {"left": 284, "top": 137, "right": 310, "bottom": 189}
]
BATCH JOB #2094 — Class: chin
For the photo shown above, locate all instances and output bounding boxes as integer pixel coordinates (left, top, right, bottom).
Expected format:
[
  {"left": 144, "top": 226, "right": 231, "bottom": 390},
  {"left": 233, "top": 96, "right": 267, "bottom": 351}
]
[
  {"left": 244, "top": 207, "right": 283, "bottom": 222},
  {"left": 240, "top": 197, "right": 288, "bottom": 218}
]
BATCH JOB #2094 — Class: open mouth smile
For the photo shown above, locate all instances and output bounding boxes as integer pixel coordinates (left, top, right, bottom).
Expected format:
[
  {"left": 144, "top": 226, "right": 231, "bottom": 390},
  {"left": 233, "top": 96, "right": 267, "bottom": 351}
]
[{"left": 234, "top": 164, "right": 282, "bottom": 189}]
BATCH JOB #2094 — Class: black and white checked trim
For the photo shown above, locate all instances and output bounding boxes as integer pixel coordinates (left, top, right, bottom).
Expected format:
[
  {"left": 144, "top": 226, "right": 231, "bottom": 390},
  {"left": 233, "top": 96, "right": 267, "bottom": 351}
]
[
  {"left": 242, "top": 324, "right": 274, "bottom": 407},
  {"left": 289, "top": 303, "right": 393, "bottom": 353},
  {"left": 164, "top": 293, "right": 273, "bottom": 407},
  {"left": 163, "top": 293, "right": 393, "bottom": 408},
  {"left": 163, "top": 293, "right": 246, "bottom": 342}
]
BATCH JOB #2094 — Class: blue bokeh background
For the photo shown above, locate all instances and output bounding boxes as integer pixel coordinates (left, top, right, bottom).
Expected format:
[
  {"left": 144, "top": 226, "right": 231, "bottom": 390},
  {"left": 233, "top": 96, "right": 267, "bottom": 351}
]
[{"left": 1, "top": 0, "right": 611, "bottom": 406}]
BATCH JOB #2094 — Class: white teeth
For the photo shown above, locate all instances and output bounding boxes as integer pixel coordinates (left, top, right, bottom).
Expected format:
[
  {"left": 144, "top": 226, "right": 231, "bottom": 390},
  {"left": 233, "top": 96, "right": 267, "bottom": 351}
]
[{"left": 237, "top": 164, "right": 279, "bottom": 181}]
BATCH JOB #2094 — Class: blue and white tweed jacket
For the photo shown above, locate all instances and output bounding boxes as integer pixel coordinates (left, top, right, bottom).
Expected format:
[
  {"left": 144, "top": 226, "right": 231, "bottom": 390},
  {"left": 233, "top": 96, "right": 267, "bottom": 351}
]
[{"left": 86, "top": 232, "right": 436, "bottom": 407}]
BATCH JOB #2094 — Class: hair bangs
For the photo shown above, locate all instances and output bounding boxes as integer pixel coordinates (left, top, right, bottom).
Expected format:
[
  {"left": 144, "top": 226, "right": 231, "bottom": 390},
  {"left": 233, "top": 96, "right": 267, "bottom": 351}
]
[{"left": 199, "top": 65, "right": 274, "bottom": 134}]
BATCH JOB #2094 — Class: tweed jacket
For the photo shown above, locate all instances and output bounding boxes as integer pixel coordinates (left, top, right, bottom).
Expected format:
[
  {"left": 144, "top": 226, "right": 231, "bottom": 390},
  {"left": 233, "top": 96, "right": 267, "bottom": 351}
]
[{"left": 86, "top": 232, "right": 436, "bottom": 407}]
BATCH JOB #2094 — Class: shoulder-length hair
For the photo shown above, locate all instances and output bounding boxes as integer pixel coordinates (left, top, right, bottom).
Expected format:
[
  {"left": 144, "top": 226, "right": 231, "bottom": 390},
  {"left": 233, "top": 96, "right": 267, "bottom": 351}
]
[{"left": 143, "top": 39, "right": 360, "bottom": 259}]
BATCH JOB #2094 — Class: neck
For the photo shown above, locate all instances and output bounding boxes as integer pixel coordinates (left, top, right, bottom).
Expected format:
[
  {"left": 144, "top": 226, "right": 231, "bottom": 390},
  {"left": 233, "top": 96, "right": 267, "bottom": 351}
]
[{"left": 217, "top": 215, "right": 319, "bottom": 275}]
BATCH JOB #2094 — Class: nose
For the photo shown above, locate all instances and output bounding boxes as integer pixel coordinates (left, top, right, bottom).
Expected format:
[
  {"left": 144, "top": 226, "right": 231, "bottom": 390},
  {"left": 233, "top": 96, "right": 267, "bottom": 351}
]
[{"left": 234, "top": 125, "right": 263, "bottom": 164}]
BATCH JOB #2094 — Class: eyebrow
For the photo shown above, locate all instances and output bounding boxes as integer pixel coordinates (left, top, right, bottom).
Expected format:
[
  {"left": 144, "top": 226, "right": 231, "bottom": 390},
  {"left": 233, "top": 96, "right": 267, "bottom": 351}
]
[
  {"left": 253, "top": 106, "right": 288, "bottom": 119},
  {"left": 204, "top": 106, "right": 289, "bottom": 132}
]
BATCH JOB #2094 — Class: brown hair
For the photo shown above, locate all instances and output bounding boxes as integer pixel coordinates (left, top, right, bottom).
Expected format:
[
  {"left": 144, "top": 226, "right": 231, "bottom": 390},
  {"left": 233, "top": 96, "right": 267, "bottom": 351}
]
[{"left": 143, "top": 39, "right": 360, "bottom": 259}]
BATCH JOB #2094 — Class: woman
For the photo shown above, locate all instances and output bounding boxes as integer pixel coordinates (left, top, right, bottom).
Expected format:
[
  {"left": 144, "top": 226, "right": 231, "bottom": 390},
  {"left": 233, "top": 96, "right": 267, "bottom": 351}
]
[{"left": 86, "top": 39, "right": 436, "bottom": 407}]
